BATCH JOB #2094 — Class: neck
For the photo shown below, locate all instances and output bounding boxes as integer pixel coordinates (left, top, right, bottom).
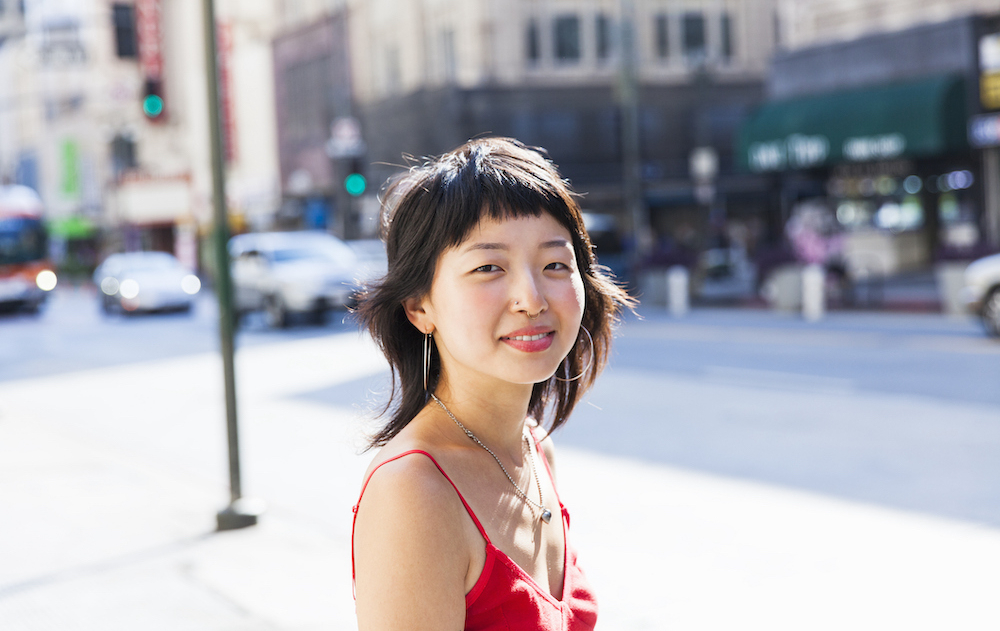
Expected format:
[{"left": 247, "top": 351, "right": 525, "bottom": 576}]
[{"left": 431, "top": 376, "right": 534, "bottom": 457}]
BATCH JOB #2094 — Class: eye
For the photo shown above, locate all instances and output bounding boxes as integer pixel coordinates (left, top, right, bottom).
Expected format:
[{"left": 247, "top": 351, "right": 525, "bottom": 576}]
[
  {"left": 473, "top": 264, "right": 502, "bottom": 273},
  {"left": 545, "top": 261, "right": 570, "bottom": 271}
]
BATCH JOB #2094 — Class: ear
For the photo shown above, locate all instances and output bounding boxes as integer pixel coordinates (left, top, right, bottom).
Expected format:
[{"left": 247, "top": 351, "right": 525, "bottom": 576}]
[{"left": 402, "top": 296, "right": 433, "bottom": 334}]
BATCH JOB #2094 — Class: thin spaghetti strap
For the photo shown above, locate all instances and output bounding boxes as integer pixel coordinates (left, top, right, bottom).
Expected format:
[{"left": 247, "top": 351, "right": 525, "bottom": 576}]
[
  {"left": 527, "top": 426, "right": 563, "bottom": 508},
  {"left": 351, "top": 449, "right": 491, "bottom": 596}
]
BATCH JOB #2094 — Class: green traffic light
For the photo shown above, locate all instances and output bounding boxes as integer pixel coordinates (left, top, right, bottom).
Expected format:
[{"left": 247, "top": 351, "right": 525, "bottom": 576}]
[
  {"left": 143, "top": 95, "right": 164, "bottom": 118},
  {"left": 345, "top": 173, "right": 367, "bottom": 197}
]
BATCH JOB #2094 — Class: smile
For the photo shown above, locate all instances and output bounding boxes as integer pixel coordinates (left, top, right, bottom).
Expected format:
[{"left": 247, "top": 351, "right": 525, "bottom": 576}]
[
  {"left": 500, "top": 330, "right": 555, "bottom": 352},
  {"left": 505, "top": 332, "right": 550, "bottom": 342}
]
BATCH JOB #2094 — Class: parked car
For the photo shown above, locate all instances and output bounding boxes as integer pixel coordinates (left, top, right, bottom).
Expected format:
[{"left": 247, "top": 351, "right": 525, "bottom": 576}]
[
  {"left": 229, "top": 230, "right": 359, "bottom": 327},
  {"left": 94, "top": 251, "right": 201, "bottom": 314},
  {"left": 963, "top": 253, "right": 1000, "bottom": 337},
  {"left": 346, "top": 238, "right": 388, "bottom": 289}
]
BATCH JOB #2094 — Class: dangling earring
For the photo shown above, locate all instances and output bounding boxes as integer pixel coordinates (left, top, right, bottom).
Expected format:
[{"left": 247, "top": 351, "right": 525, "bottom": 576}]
[
  {"left": 554, "top": 326, "right": 594, "bottom": 382},
  {"left": 423, "top": 332, "right": 432, "bottom": 393}
]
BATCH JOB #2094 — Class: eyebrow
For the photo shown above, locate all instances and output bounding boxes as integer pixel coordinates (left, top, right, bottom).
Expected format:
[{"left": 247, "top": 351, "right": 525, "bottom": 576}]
[{"left": 462, "top": 239, "right": 571, "bottom": 253}]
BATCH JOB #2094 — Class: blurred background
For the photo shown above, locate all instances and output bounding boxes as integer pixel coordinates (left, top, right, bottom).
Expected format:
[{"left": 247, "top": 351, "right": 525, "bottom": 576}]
[
  {"left": 2, "top": 0, "right": 1000, "bottom": 629},
  {"left": 2, "top": 0, "right": 1000, "bottom": 308}
]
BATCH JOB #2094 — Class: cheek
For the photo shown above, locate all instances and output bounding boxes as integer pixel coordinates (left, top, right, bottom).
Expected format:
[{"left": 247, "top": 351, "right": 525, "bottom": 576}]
[
  {"left": 568, "top": 274, "right": 586, "bottom": 319},
  {"left": 436, "top": 284, "right": 504, "bottom": 337}
]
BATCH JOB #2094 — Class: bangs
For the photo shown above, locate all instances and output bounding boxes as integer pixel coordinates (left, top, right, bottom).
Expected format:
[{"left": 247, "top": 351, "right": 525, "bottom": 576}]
[{"left": 422, "top": 139, "right": 579, "bottom": 251}]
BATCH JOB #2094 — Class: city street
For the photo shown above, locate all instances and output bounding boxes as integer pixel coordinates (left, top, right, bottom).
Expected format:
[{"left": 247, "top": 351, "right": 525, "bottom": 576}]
[{"left": 2, "top": 285, "right": 1000, "bottom": 630}]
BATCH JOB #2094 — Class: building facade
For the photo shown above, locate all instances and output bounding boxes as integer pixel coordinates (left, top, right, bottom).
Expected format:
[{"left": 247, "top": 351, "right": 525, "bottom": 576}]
[
  {"left": 0, "top": 0, "right": 282, "bottom": 274},
  {"left": 272, "top": 0, "right": 781, "bottom": 281},
  {"left": 740, "top": 8, "right": 1000, "bottom": 283}
]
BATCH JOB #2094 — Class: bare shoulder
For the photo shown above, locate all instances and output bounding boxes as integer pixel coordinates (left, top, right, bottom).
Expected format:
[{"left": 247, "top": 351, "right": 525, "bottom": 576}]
[{"left": 354, "top": 449, "right": 470, "bottom": 630}]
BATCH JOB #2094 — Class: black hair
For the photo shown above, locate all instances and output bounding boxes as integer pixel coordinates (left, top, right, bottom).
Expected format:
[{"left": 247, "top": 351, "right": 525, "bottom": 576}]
[{"left": 355, "top": 137, "right": 634, "bottom": 448}]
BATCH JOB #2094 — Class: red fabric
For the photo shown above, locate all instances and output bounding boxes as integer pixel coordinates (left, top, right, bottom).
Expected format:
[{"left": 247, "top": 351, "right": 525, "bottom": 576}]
[{"left": 352, "top": 442, "right": 598, "bottom": 631}]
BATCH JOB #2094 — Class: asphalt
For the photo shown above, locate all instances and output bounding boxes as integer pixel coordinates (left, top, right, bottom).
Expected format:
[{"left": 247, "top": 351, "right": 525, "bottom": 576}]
[{"left": 2, "top": 301, "right": 1000, "bottom": 630}]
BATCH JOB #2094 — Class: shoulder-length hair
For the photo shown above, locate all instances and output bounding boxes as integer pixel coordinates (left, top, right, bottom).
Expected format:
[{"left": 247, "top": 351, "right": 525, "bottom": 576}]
[{"left": 354, "top": 137, "right": 635, "bottom": 449}]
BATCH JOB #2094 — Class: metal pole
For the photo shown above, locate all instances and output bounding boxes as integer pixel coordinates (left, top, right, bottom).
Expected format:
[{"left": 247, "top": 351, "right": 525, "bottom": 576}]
[
  {"left": 618, "top": 0, "right": 650, "bottom": 282},
  {"left": 203, "top": 0, "right": 260, "bottom": 531}
]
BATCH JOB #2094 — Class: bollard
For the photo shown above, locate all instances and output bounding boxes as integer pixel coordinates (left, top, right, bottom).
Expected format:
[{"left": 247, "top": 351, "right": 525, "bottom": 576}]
[
  {"left": 802, "top": 263, "right": 825, "bottom": 321},
  {"left": 667, "top": 265, "right": 689, "bottom": 318}
]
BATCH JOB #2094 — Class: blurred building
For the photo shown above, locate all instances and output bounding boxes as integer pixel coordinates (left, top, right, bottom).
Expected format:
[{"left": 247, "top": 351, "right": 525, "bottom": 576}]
[
  {"left": 0, "top": 0, "right": 282, "bottom": 274},
  {"left": 775, "top": 0, "right": 999, "bottom": 50},
  {"left": 271, "top": 0, "right": 783, "bottom": 275},
  {"left": 739, "top": 1, "right": 1000, "bottom": 282}
]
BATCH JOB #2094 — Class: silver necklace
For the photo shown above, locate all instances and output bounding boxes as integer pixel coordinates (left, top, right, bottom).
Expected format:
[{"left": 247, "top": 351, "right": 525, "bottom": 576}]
[{"left": 431, "top": 394, "right": 552, "bottom": 524}]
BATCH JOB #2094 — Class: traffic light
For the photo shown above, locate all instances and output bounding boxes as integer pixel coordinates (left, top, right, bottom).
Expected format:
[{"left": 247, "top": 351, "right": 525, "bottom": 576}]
[
  {"left": 344, "top": 158, "right": 367, "bottom": 197},
  {"left": 142, "top": 78, "right": 165, "bottom": 121}
]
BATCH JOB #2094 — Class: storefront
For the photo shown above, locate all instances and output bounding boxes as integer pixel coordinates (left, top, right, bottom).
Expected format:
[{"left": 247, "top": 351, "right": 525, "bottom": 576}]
[{"left": 737, "top": 73, "right": 978, "bottom": 278}]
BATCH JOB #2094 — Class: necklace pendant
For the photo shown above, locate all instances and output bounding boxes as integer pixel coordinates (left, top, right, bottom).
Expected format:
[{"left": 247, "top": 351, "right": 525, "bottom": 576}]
[{"left": 541, "top": 508, "right": 552, "bottom": 524}]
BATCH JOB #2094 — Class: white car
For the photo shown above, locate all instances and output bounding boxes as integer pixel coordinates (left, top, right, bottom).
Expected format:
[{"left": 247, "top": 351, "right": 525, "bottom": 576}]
[
  {"left": 346, "top": 238, "right": 388, "bottom": 289},
  {"left": 229, "top": 231, "right": 359, "bottom": 327},
  {"left": 963, "top": 252, "right": 1000, "bottom": 337},
  {"left": 94, "top": 251, "right": 201, "bottom": 314}
]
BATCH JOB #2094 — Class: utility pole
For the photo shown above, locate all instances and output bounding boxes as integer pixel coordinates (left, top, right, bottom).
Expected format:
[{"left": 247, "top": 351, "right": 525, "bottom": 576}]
[
  {"left": 203, "top": 0, "right": 261, "bottom": 531},
  {"left": 618, "top": 0, "right": 650, "bottom": 280}
]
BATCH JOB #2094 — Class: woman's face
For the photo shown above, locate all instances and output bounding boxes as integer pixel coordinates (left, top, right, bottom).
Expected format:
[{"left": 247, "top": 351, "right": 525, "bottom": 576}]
[{"left": 410, "top": 212, "right": 586, "bottom": 391}]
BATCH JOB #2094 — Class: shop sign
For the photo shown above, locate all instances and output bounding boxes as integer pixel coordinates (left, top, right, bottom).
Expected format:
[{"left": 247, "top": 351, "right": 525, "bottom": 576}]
[
  {"left": 217, "top": 22, "right": 237, "bottom": 163},
  {"left": 980, "top": 32, "right": 1000, "bottom": 110},
  {"left": 969, "top": 112, "right": 1000, "bottom": 148},
  {"left": 137, "top": 0, "right": 163, "bottom": 79},
  {"left": 748, "top": 134, "right": 829, "bottom": 172},
  {"left": 842, "top": 134, "right": 906, "bottom": 162}
]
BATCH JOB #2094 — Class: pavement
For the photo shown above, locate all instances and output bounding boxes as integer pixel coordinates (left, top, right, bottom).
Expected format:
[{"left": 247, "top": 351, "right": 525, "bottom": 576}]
[{"left": 2, "top": 307, "right": 1000, "bottom": 630}]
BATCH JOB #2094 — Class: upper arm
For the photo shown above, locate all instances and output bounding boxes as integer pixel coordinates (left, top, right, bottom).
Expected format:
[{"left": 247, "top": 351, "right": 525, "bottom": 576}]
[{"left": 353, "top": 456, "right": 469, "bottom": 631}]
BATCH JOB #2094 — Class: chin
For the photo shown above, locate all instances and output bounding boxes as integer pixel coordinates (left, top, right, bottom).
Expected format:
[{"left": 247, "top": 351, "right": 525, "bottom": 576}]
[{"left": 508, "top": 364, "right": 564, "bottom": 386}]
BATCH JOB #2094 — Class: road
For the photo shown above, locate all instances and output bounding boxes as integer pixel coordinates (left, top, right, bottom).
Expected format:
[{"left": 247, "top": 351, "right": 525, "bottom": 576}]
[
  {"left": 2, "top": 284, "right": 999, "bottom": 629},
  {"left": 12, "top": 283, "right": 997, "bottom": 525}
]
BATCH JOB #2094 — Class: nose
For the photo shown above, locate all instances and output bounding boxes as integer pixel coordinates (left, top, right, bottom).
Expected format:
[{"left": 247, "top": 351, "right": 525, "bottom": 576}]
[{"left": 510, "top": 268, "right": 547, "bottom": 318}]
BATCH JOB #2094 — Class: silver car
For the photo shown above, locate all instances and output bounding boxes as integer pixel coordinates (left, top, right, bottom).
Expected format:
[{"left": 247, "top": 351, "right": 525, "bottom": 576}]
[
  {"left": 229, "top": 231, "right": 359, "bottom": 327},
  {"left": 963, "top": 252, "right": 1000, "bottom": 337},
  {"left": 94, "top": 251, "right": 201, "bottom": 314}
]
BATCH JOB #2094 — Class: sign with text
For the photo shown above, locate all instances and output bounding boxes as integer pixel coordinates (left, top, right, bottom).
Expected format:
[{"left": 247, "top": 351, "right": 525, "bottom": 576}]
[
  {"left": 970, "top": 112, "right": 1000, "bottom": 148},
  {"left": 136, "top": 0, "right": 163, "bottom": 80}
]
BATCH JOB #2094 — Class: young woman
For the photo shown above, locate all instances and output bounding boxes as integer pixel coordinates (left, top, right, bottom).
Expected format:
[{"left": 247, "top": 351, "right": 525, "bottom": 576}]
[{"left": 352, "top": 137, "right": 633, "bottom": 630}]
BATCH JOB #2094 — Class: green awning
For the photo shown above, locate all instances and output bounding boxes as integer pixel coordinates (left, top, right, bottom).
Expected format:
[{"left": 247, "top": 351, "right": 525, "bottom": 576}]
[{"left": 737, "top": 75, "right": 968, "bottom": 172}]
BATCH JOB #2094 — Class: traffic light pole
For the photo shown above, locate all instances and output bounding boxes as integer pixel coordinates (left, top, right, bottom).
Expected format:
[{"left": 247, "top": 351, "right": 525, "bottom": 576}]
[
  {"left": 618, "top": 0, "right": 650, "bottom": 280},
  {"left": 203, "top": 0, "right": 260, "bottom": 531}
]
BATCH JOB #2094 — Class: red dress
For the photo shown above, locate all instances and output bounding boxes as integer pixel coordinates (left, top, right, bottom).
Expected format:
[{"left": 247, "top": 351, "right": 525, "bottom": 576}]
[{"left": 352, "top": 439, "right": 598, "bottom": 630}]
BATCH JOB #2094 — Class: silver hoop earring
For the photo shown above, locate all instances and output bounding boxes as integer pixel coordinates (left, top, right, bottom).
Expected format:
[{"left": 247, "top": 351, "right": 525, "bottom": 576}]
[
  {"left": 554, "top": 326, "right": 594, "bottom": 382},
  {"left": 423, "top": 332, "right": 432, "bottom": 393}
]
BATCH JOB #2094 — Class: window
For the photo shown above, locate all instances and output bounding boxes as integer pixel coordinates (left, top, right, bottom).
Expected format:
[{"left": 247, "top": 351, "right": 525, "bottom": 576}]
[
  {"left": 110, "top": 134, "right": 137, "bottom": 178},
  {"left": 526, "top": 19, "right": 540, "bottom": 64},
  {"left": 655, "top": 14, "right": 669, "bottom": 59},
  {"left": 385, "top": 46, "right": 401, "bottom": 94},
  {"left": 554, "top": 15, "right": 580, "bottom": 62},
  {"left": 41, "top": 21, "right": 87, "bottom": 64},
  {"left": 596, "top": 13, "right": 613, "bottom": 61},
  {"left": 112, "top": 4, "right": 138, "bottom": 59},
  {"left": 682, "top": 12, "right": 706, "bottom": 64},
  {"left": 284, "top": 56, "right": 329, "bottom": 141},
  {"left": 721, "top": 12, "right": 733, "bottom": 60},
  {"left": 441, "top": 28, "right": 456, "bottom": 82}
]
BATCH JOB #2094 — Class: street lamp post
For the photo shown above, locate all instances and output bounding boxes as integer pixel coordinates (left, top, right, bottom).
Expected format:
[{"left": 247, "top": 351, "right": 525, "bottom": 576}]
[{"left": 202, "top": 0, "right": 261, "bottom": 531}]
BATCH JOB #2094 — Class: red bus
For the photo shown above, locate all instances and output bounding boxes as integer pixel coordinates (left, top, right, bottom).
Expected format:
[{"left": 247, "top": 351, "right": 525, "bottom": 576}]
[{"left": 0, "top": 185, "right": 57, "bottom": 312}]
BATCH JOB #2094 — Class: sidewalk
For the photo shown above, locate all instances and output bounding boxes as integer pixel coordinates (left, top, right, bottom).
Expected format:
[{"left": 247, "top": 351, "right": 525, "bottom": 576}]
[
  {"left": 2, "top": 327, "right": 999, "bottom": 630},
  {"left": 691, "top": 269, "right": 946, "bottom": 313}
]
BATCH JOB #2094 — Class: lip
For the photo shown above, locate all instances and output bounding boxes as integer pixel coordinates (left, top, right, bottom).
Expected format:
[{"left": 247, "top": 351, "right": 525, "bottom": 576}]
[{"left": 500, "top": 326, "right": 555, "bottom": 353}]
